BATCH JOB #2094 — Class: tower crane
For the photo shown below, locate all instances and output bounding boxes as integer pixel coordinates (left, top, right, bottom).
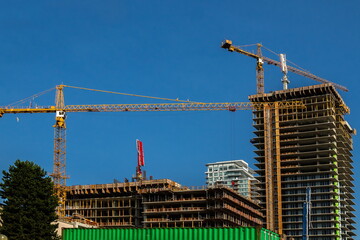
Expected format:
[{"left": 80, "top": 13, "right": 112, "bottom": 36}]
[
  {"left": 0, "top": 85, "right": 305, "bottom": 218},
  {"left": 221, "top": 39, "right": 348, "bottom": 94}
]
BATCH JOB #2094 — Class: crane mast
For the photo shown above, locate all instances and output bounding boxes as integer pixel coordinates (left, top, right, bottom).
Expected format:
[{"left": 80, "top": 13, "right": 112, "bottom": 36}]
[
  {"left": 50, "top": 85, "right": 68, "bottom": 217},
  {"left": 256, "top": 43, "right": 265, "bottom": 94}
]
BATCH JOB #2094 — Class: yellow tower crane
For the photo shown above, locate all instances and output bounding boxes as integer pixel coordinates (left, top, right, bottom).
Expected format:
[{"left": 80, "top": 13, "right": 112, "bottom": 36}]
[
  {"left": 0, "top": 85, "right": 305, "bottom": 218},
  {"left": 221, "top": 39, "right": 348, "bottom": 93}
]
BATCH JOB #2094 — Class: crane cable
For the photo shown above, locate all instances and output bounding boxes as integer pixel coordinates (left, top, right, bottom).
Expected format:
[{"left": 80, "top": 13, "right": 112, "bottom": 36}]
[
  {"left": 237, "top": 43, "right": 258, "bottom": 48},
  {"left": 261, "top": 45, "right": 310, "bottom": 73},
  {"left": 234, "top": 43, "right": 311, "bottom": 73},
  {"left": 5, "top": 87, "right": 56, "bottom": 107},
  {"left": 63, "top": 85, "right": 202, "bottom": 103},
  {"left": 3, "top": 85, "right": 203, "bottom": 108}
]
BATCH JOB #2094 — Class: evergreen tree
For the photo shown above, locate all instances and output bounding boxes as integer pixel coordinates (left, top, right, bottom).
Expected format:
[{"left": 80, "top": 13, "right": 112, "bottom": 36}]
[{"left": 0, "top": 160, "right": 59, "bottom": 240}]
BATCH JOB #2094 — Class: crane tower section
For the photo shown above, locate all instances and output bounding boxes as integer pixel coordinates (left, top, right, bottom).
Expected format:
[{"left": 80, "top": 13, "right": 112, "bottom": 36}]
[{"left": 50, "top": 85, "right": 68, "bottom": 218}]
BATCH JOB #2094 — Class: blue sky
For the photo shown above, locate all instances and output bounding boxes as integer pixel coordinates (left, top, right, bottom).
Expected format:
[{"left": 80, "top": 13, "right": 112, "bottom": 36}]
[{"left": 0, "top": 0, "right": 359, "bottom": 230}]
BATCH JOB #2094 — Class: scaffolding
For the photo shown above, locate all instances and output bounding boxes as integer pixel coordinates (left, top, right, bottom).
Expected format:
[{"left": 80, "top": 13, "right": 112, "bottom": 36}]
[{"left": 65, "top": 179, "right": 264, "bottom": 228}]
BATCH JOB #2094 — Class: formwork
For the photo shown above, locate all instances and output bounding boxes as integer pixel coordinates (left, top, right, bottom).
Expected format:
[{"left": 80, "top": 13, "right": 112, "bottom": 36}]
[
  {"left": 62, "top": 227, "right": 280, "bottom": 240},
  {"left": 249, "top": 84, "right": 356, "bottom": 239}
]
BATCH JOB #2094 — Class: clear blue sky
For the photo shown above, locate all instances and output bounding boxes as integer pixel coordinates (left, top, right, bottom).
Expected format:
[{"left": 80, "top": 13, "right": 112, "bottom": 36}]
[{"left": 0, "top": 0, "right": 359, "bottom": 230}]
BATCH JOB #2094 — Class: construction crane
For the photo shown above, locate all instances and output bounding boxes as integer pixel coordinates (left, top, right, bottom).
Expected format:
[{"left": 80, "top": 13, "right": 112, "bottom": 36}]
[
  {"left": 0, "top": 85, "right": 305, "bottom": 218},
  {"left": 221, "top": 39, "right": 348, "bottom": 93}
]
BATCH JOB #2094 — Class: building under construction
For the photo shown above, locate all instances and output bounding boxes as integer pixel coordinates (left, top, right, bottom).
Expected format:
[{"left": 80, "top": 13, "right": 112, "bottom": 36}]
[
  {"left": 65, "top": 179, "right": 264, "bottom": 228},
  {"left": 249, "top": 84, "right": 355, "bottom": 240}
]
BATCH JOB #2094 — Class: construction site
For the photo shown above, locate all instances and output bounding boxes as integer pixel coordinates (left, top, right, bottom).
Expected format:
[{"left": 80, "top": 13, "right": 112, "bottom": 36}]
[
  {"left": 65, "top": 179, "right": 264, "bottom": 228},
  {"left": 0, "top": 39, "right": 356, "bottom": 240}
]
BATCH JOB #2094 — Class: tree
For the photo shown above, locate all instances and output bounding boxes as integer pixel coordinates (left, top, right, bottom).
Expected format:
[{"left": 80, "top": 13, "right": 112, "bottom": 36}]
[{"left": 0, "top": 160, "right": 59, "bottom": 240}]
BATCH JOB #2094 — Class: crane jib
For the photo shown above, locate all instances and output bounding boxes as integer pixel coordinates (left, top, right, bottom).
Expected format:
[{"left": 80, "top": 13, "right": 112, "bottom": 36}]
[
  {"left": 222, "top": 40, "right": 348, "bottom": 92},
  {"left": 0, "top": 101, "right": 305, "bottom": 116}
]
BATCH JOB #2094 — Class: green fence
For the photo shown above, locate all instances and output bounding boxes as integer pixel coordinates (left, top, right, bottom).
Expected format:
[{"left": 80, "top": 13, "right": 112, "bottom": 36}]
[{"left": 62, "top": 227, "right": 279, "bottom": 240}]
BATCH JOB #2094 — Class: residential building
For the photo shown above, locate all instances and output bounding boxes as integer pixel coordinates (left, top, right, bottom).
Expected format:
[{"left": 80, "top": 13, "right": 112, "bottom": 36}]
[{"left": 205, "top": 160, "right": 259, "bottom": 201}]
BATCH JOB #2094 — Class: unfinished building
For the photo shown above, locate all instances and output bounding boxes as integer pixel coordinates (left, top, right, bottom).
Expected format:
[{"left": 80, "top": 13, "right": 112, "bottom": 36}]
[
  {"left": 249, "top": 84, "right": 356, "bottom": 240},
  {"left": 65, "top": 179, "right": 264, "bottom": 228}
]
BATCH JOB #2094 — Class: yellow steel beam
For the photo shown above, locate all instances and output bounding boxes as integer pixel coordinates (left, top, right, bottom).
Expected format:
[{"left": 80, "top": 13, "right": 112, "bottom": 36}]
[
  {"left": 274, "top": 102, "right": 283, "bottom": 235},
  {"left": 263, "top": 103, "right": 274, "bottom": 231}
]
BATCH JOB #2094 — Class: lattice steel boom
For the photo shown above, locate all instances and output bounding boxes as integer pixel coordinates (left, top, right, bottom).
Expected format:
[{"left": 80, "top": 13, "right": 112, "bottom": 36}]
[{"left": 0, "top": 101, "right": 304, "bottom": 115}]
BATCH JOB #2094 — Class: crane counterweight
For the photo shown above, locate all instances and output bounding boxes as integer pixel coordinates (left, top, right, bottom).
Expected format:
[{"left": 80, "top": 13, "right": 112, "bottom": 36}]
[{"left": 221, "top": 39, "right": 233, "bottom": 50}]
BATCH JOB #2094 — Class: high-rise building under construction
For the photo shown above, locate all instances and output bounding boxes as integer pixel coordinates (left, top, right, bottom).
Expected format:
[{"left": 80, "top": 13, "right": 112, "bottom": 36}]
[{"left": 249, "top": 84, "right": 355, "bottom": 240}]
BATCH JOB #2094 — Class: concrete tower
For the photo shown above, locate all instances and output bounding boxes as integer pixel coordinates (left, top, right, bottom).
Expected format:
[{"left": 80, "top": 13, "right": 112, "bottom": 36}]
[{"left": 249, "top": 84, "right": 355, "bottom": 239}]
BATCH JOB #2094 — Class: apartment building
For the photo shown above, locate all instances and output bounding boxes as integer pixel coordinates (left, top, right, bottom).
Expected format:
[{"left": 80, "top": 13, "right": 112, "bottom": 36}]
[{"left": 206, "top": 160, "right": 259, "bottom": 201}]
